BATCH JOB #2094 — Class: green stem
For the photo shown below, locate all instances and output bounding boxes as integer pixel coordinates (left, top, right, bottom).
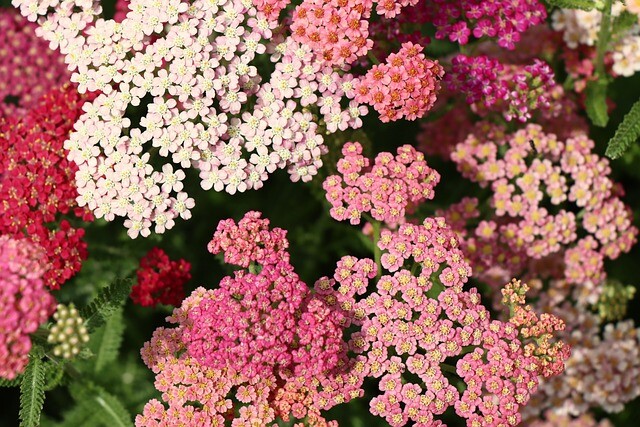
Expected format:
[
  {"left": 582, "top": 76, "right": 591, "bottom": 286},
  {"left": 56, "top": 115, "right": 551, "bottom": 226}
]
[
  {"left": 367, "top": 51, "right": 380, "bottom": 65},
  {"left": 595, "top": 0, "right": 614, "bottom": 78},
  {"left": 440, "top": 363, "right": 457, "bottom": 374},
  {"left": 371, "top": 220, "right": 382, "bottom": 279}
]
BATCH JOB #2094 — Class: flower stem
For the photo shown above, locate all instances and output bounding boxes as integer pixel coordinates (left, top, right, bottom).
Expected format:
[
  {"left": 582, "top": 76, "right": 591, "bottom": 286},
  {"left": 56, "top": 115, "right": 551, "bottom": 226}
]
[
  {"left": 371, "top": 220, "right": 382, "bottom": 279},
  {"left": 595, "top": 0, "right": 613, "bottom": 78}
]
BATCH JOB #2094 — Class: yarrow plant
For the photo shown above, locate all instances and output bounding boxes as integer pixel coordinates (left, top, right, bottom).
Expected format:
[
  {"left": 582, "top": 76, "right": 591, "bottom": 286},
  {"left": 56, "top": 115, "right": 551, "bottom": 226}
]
[{"left": 3, "top": 0, "right": 640, "bottom": 425}]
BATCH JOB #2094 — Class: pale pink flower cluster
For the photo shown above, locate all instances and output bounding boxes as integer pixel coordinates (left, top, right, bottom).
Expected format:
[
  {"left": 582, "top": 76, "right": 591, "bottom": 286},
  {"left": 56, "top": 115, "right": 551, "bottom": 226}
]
[
  {"left": 0, "top": 236, "right": 55, "bottom": 380},
  {"left": 137, "top": 212, "right": 366, "bottom": 426},
  {"left": 14, "top": 0, "right": 372, "bottom": 238},
  {"left": 450, "top": 124, "right": 637, "bottom": 289},
  {"left": 323, "top": 141, "right": 440, "bottom": 225},
  {"left": 530, "top": 411, "right": 612, "bottom": 427},
  {"left": 354, "top": 42, "right": 443, "bottom": 122}
]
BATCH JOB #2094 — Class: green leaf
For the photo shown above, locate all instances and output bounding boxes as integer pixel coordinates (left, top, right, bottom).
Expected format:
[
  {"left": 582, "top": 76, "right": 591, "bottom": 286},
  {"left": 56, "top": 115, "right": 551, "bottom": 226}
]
[
  {"left": 585, "top": 80, "right": 609, "bottom": 127},
  {"left": 605, "top": 98, "right": 640, "bottom": 159},
  {"left": 545, "top": 0, "right": 597, "bottom": 10},
  {"left": 19, "top": 347, "right": 47, "bottom": 427},
  {"left": 612, "top": 11, "right": 639, "bottom": 36},
  {"left": 69, "top": 382, "right": 133, "bottom": 427},
  {"left": 80, "top": 278, "right": 132, "bottom": 332},
  {"left": 0, "top": 375, "right": 22, "bottom": 387},
  {"left": 90, "top": 306, "right": 125, "bottom": 373},
  {"left": 43, "top": 361, "right": 65, "bottom": 391}
]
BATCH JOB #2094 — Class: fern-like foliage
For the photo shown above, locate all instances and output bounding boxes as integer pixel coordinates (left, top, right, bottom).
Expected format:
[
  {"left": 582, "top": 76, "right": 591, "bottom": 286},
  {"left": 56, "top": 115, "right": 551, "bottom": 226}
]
[
  {"left": 586, "top": 80, "right": 610, "bottom": 127},
  {"left": 0, "top": 375, "right": 22, "bottom": 387},
  {"left": 80, "top": 277, "right": 132, "bottom": 332},
  {"left": 612, "top": 11, "right": 639, "bottom": 35},
  {"left": 90, "top": 306, "right": 125, "bottom": 373},
  {"left": 606, "top": 99, "right": 640, "bottom": 159},
  {"left": 545, "top": 0, "right": 596, "bottom": 10},
  {"left": 68, "top": 382, "right": 134, "bottom": 427},
  {"left": 19, "top": 347, "right": 46, "bottom": 427}
]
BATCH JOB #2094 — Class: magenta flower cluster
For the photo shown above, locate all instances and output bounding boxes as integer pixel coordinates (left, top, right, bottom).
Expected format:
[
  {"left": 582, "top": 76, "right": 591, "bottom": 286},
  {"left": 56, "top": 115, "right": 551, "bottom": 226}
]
[
  {"left": 323, "top": 141, "right": 440, "bottom": 225},
  {"left": 425, "top": 0, "right": 547, "bottom": 49},
  {"left": 447, "top": 55, "right": 561, "bottom": 122},
  {"left": 137, "top": 212, "right": 366, "bottom": 426}
]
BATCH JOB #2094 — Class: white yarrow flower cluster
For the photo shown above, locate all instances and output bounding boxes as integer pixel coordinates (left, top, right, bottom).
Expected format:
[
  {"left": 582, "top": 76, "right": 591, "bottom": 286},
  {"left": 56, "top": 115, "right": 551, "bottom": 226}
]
[{"left": 13, "top": 0, "right": 368, "bottom": 238}]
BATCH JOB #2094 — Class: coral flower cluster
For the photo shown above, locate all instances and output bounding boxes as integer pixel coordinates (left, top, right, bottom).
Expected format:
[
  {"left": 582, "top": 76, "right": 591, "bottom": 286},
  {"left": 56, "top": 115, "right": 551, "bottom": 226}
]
[
  {"left": 323, "top": 141, "right": 440, "bottom": 225},
  {"left": 354, "top": 42, "right": 443, "bottom": 122},
  {"left": 0, "top": 85, "right": 94, "bottom": 289},
  {"left": 0, "top": 236, "right": 55, "bottom": 380}
]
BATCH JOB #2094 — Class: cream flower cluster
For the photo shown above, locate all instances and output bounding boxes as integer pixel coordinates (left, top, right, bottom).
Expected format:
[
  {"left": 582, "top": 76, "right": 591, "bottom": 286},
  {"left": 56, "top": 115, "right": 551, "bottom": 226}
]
[
  {"left": 552, "top": 2, "right": 640, "bottom": 77},
  {"left": 13, "top": 0, "right": 369, "bottom": 238}
]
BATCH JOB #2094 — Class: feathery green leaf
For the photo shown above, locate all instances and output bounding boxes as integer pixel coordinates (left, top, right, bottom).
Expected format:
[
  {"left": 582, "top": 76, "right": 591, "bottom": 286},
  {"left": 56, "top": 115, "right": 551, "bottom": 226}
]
[
  {"left": 80, "top": 277, "right": 132, "bottom": 332},
  {"left": 90, "top": 306, "right": 125, "bottom": 373},
  {"left": 19, "top": 347, "right": 47, "bottom": 427},
  {"left": 606, "top": 98, "right": 640, "bottom": 159},
  {"left": 545, "top": 0, "right": 597, "bottom": 10},
  {"left": 586, "top": 80, "right": 609, "bottom": 127}
]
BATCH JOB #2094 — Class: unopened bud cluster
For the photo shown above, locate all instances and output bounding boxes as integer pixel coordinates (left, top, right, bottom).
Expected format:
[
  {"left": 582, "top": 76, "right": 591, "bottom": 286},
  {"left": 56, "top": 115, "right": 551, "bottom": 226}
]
[{"left": 47, "top": 303, "right": 89, "bottom": 359}]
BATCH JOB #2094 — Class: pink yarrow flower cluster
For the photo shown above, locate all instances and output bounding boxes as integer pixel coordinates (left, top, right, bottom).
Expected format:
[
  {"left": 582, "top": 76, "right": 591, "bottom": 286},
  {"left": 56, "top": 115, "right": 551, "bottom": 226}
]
[
  {"left": 137, "top": 212, "right": 366, "bottom": 426},
  {"left": 354, "top": 42, "right": 443, "bottom": 122},
  {"left": 0, "top": 236, "right": 55, "bottom": 380},
  {"left": 323, "top": 141, "right": 440, "bottom": 225},
  {"left": 449, "top": 124, "right": 638, "bottom": 290},
  {"left": 338, "top": 219, "right": 569, "bottom": 426},
  {"left": 0, "top": 9, "right": 69, "bottom": 118},
  {"left": 13, "top": 0, "right": 375, "bottom": 238},
  {"left": 447, "top": 55, "right": 561, "bottom": 122},
  {"left": 424, "top": 0, "right": 547, "bottom": 49}
]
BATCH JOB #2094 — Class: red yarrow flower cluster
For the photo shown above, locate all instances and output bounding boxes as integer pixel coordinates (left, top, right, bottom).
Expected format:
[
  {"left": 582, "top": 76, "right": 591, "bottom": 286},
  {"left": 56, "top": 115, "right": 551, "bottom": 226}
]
[
  {"left": 354, "top": 42, "right": 443, "bottom": 122},
  {"left": 0, "top": 236, "right": 55, "bottom": 380},
  {"left": 0, "top": 84, "right": 95, "bottom": 289},
  {"left": 323, "top": 141, "right": 440, "bottom": 225},
  {"left": 0, "top": 9, "right": 69, "bottom": 118},
  {"left": 131, "top": 248, "right": 191, "bottom": 307},
  {"left": 425, "top": 0, "right": 547, "bottom": 49}
]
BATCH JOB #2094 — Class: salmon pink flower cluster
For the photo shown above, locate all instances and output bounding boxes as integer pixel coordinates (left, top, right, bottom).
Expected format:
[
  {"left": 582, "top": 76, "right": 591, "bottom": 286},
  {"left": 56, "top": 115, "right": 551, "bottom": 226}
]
[
  {"left": 131, "top": 247, "right": 191, "bottom": 307},
  {"left": 0, "top": 236, "right": 55, "bottom": 380},
  {"left": 354, "top": 42, "right": 443, "bottom": 122},
  {"left": 323, "top": 142, "right": 440, "bottom": 225}
]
